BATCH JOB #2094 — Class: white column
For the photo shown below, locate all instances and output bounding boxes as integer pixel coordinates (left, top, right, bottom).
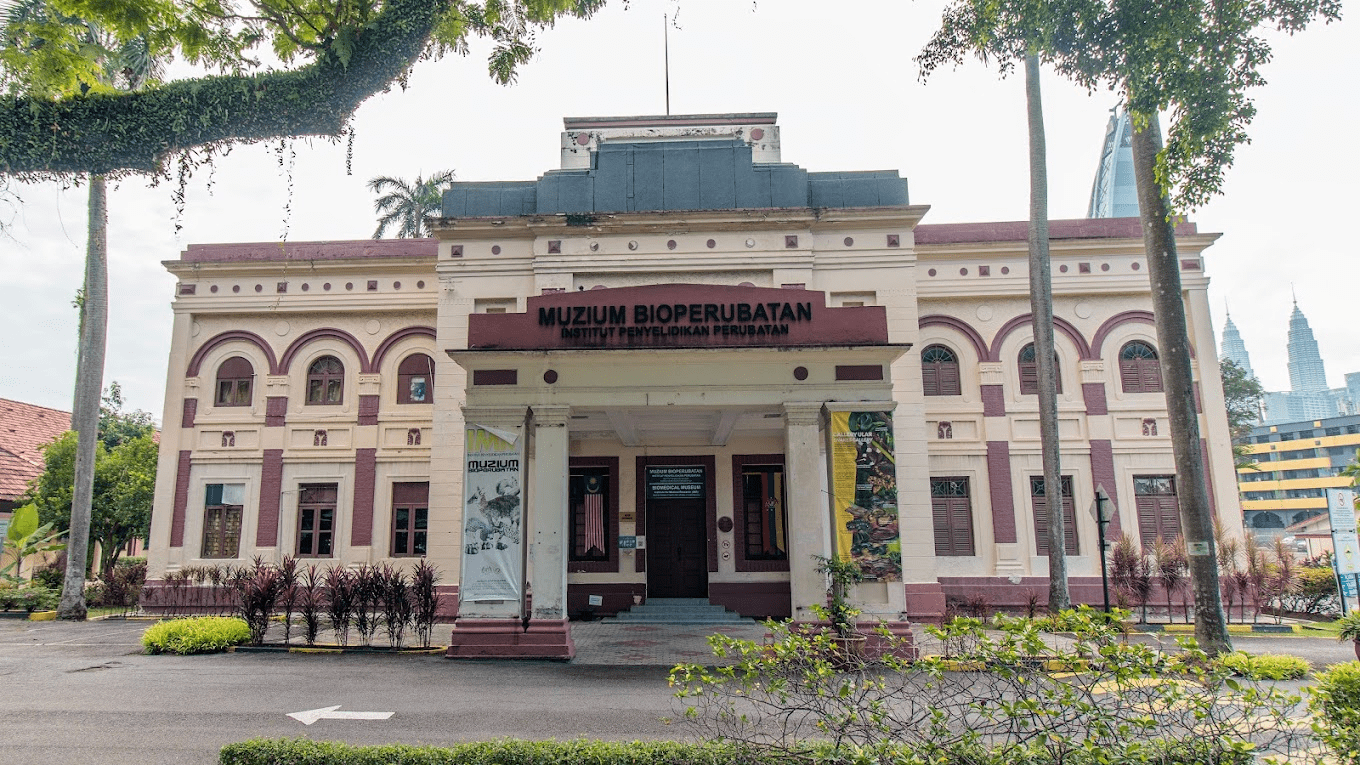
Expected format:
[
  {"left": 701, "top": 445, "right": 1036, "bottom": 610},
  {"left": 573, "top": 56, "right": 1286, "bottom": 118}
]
[
  {"left": 784, "top": 402, "right": 831, "bottom": 622},
  {"left": 529, "top": 405, "right": 571, "bottom": 621}
]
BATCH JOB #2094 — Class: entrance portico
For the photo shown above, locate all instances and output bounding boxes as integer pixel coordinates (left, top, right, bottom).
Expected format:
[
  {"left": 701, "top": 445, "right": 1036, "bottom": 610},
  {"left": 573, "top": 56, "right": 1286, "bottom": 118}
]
[{"left": 444, "top": 284, "right": 907, "bottom": 658}]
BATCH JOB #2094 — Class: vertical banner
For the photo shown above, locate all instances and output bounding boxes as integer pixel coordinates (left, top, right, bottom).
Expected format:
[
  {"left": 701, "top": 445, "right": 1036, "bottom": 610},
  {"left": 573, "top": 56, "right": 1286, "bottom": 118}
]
[
  {"left": 828, "top": 411, "right": 902, "bottom": 581},
  {"left": 1325, "top": 488, "right": 1360, "bottom": 613},
  {"left": 460, "top": 424, "right": 525, "bottom": 603}
]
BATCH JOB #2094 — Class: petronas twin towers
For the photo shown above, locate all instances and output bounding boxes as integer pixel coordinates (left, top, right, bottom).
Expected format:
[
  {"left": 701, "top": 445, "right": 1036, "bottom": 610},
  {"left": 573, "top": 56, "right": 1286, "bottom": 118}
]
[{"left": 1222, "top": 300, "right": 1355, "bottom": 424}]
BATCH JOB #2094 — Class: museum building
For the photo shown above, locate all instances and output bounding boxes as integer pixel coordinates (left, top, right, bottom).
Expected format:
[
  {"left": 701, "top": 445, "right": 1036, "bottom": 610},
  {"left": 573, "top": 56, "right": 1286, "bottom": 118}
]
[{"left": 145, "top": 113, "right": 1245, "bottom": 658}]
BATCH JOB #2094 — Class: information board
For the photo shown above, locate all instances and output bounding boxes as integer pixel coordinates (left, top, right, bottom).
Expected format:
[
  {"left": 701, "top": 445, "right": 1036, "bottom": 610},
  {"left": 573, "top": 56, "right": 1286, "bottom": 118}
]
[{"left": 646, "top": 466, "right": 706, "bottom": 500}]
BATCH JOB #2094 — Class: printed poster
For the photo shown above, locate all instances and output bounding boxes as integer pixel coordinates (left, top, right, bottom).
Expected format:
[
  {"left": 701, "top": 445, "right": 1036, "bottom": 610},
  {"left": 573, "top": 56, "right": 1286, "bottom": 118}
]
[
  {"left": 460, "top": 424, "right": 525, "bottom": 602},
  {"left": 829, "top": 411, "right": 901, "bottom": 581}
]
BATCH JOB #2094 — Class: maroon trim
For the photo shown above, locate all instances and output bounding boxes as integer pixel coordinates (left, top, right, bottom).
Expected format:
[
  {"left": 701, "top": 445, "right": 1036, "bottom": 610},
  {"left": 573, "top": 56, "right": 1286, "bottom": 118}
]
[
  {"left": 1180, "top": 259, "right": 1202, "bottom": 271},
  {"left": 182, "top": 238, "right": 436, "bottom": 263},
  {"left": 565, "top": 114, "right": 777, "bottom": 129},
  {"left": 988, "top": 314, "right": 1092, "bottom": 361},
  {"left": 569, "top": 456, "right": 621, "bottom": 573},
  {"left": 371, "top": 326, "right": 436, "bottom": 371},
  {"left": 635, "top": 454, "right": 718, "bottom": 573},
  {"left": 468, "top": 284, "right": 890, "bottom": 351},
  {"left": 903, "top": 581, "right": 948, "bottom": 625},
  {"left": 914, "top": 218, "right": 1196, "bottom": 244},
  {"left": 169, "top": 451, "right": 192, "bottom": 547},
  {"left": 731, "top": 454, "right": 790, "bottom": 572},
  {"left": 919, "top": 315, "right": 989, "bottom": 363},
  {"left": 709, "top": 581, "right": 792, "bottom": 619},
  {"left": 472, "top": 369, "right": 518, "bottom": 386},
  {"left": 985, "top": 441, "right": 1016, "bottom": 543},
  {"left": 835, "top": 365, "right": 883, "bottom": 381},
  {"left": 1193, "top": 382, "right": 1203, "bottom": 414},
  {"left": 1201, "top": 438, "right": 1217, "bottom": 518},
  {"left": 265, "top": 396, "right": 287, "bottom": 427},
  {"left": 936, "top": 576, "right": 1109, "bottom": 612},
  {"left": 181, "top": 398, "right": 197, "bottom": 429},
  {"left": 1090, "top": 310, "right": 1155, "bottom": 360},
  {"left": 358, "top": 395, "right": 379, "bottom": 425},
  {"left": 1088, "top": 440, "right": 1122, "bottom": 537},
  {"left": 186, "top": 330, "right": 280, "bottom": 377},
  {"left": 981, "top": 385, "right": 1006, "bottom": 417},
  {"left": 1082, "top": 382, "right": 1108, "bottom": 416},
  {"left": 256, "top": 449, "right": 284, "bottom": 547},
  {"left": 178, "top": 283, "right": 197, "bottom": 295},
  {"left": 566, "top": 582, "right": 643, "bottom": 617},
  {"left": 352, "top": 448, "right": 376, "bottom": 546},
  {"left": 278, "top": 328, "right": 371, "bottom": 374}
]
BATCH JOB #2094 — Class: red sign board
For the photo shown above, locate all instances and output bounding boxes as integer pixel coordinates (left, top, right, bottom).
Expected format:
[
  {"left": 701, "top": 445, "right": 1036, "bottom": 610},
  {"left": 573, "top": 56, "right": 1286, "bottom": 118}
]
[{"left": 467, "top": 284, "right": 889, "bottom": 351}]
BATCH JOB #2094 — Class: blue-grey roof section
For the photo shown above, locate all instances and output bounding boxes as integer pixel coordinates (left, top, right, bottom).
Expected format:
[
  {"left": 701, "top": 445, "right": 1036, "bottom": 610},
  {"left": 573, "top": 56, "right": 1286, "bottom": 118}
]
[{"left": 443, "top": 138, "right": 907, "bottom": 218}]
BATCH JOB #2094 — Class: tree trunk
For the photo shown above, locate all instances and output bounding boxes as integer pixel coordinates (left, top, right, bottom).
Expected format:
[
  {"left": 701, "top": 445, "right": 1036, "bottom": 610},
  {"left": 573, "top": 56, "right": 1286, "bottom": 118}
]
[
  {"left": 1025, "top": 54, "right": 1070, "bottom": 612},
  {"left": 1128, "top": 114, "right": 1231, "bottom": 656},
  {"left": 58, "top": 174, "right": 107, "bottom": 621}
]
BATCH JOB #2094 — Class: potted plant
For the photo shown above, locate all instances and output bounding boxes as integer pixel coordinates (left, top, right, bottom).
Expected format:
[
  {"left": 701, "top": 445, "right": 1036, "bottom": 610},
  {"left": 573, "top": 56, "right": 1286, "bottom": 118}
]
[
  {"left": 812, "top": 554, "right": 866, "bottom": 653},
  {"left": 1336, "top": 611, "right": 1360, "bottom": 660}
]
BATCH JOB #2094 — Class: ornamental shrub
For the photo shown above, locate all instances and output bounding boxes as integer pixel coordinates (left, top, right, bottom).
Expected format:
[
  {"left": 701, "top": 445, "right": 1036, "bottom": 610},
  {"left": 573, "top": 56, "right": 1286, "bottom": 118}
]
[
  {"left": 1215, "top": 651, "right": 1310, "bottom": 680},
  {"left": 142, "top": 616, "right": 250, "bottom": 655},
  {"left": 1310, "top": 661, "right": 1360, "bottom": 765},
  {"left": 220, "top": 739, "right": 765, "bottom": 765},
  {"left": 0, "top": 584, "right": 59, "bottom": 612}
]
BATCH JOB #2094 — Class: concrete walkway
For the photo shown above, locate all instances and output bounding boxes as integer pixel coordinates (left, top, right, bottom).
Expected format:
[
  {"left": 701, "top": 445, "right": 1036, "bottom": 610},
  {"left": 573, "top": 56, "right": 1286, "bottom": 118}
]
[{"left": 569, "top": 619, "right": 769, "bottom": 666}]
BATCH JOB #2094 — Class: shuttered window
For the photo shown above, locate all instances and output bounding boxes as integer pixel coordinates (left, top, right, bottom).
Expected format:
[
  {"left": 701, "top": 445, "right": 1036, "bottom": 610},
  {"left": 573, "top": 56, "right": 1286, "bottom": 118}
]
[
  {"left": 921, "top": 345, "right": 962, "bottom": 396},
  {"left": 202, "top": 483, "right": 244, "bottom": 559},
  {"left": 1031, "top": 476, "right": 1079, "bottom": 555},
  {"left": 1134, "top": 476, "right": 1180, "bottom": 544},
  {"left": 1119, "top": 342, "right": 1163, "bottom": 393},
  {"left": 1019, "top": 343, "right": 1062, "bottom": 395},
  {"left": 297, "top": 483, "right": 337, "bottom": 557},
  {"left": 931, "top": 477, "right": 975, "bottom": 556},
  {"left": 391, "top": 481, "right": 429, "bottom": 557},
  {"left": 215, "top": 357, "right": 254, "bottom": 406}
]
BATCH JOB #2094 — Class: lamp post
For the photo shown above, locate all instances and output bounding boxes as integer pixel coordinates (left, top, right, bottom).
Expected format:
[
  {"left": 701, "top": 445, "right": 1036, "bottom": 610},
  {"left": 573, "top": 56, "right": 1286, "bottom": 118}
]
[{"left": 1093, "top": 485, "right": 1112, "bottom": 614}]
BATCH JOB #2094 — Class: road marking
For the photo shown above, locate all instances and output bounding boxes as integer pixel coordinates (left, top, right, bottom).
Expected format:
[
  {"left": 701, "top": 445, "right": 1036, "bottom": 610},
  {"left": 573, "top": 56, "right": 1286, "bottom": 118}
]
[{"left": 287, "top": 705, "right": 394, "bottom": 725}]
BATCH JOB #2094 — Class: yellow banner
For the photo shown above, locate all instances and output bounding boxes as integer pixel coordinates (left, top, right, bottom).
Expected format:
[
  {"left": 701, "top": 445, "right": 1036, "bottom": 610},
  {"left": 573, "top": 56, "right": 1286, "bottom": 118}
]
[{"left": 828, "top": 411, "right": 901, "bottom": 581}]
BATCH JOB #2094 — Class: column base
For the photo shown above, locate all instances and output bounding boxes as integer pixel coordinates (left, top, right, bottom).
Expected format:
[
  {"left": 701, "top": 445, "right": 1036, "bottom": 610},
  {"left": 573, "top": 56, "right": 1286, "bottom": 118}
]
[
  {"left": 445, "top": 618, "right": 575, "bottom": 660},
  {"left": 903, "top": 581, "right": 948, "bottom": 625}
]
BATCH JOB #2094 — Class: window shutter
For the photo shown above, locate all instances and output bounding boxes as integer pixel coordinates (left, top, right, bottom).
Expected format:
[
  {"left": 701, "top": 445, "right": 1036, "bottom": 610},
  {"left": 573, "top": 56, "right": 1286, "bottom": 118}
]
[
  {"left": 940, "top": 362, "right": 962, "bottom": 396},
  {"left": 1033, "top": 497, "right": 1051, "bottom": 556},
  {"left": 1142, "top": 360, "right": 1163, "bottom": 392},
  {"left": 1136, "top": 495, "right": 1159, "bottom": 545},
  {"left": 1020, "top": 362, "right": 1039, "bottom": 394},
  {"left": 933, "top": 499, "right": 951, "bottom": 556},
  {"left": 1120, "top": 359, "right": 1142, "bottom": 392},
  {"left": 922, "top": 364, "right": 940, "bottom": 397},
  {"left": 951, "top": 499, "right": 975, "bottom": 556}
]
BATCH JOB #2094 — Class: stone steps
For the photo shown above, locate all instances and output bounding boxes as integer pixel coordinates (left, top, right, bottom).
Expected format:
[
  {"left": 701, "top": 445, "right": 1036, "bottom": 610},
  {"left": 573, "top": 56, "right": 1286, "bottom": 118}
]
[{"left": 608, "top": 598, "right": 750, "bottom": 624}]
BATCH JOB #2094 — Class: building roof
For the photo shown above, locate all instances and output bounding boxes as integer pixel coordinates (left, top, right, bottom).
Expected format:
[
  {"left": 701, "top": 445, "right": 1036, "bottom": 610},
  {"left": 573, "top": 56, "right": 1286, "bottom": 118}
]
[{"left": 0, "top": 398, "right": 70, "bottom": 503}]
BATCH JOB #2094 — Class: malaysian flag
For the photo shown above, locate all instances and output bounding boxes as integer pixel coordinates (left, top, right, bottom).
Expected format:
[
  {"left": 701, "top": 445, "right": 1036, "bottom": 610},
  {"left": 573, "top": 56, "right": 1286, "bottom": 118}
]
[{"left": 584, "top": 475, "right": 605, "bottom": 555}]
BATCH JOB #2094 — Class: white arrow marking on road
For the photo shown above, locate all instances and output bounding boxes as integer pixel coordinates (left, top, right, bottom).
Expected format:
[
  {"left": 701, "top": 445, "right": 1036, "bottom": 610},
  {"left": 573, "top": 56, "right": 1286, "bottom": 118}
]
[{"left": 288, "top": 706, "right": 394, "bottom": 725}]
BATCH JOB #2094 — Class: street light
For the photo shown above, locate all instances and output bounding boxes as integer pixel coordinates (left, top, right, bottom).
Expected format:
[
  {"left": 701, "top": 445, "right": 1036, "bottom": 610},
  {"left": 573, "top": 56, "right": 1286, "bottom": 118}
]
[{"left": 1090, "top": 485, "right": 1113, "bottom": 614}]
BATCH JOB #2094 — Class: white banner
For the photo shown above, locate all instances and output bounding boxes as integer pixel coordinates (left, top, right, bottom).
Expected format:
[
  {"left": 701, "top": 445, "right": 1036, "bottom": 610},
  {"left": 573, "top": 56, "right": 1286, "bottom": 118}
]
[
  {"left": 1326, "top": 489, "right": 1360, "bottom": 581},
  {"left": 459, "top": 424, "right": 525, "bottom": 603}
]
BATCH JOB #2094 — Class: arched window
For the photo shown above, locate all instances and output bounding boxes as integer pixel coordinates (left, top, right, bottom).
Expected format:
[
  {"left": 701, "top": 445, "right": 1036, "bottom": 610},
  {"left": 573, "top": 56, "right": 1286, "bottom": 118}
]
[
  {"left": 1119, "top": 341, "right": 1163, "bottom": 393},
  {"left": 921, "top": 345, "right": 962, "bottom": 396},
  {"left": 397, "top": 353, "right": 435, "bottom": 404},
  {"left": 306, "top": 356, "right": 345, "bottom": 405},
  {"left": 214, "top": 357, "right": 254, "bottom": 406},
  {"left": 1018, "top": 343, "right": 1062, "bottom": 394}
]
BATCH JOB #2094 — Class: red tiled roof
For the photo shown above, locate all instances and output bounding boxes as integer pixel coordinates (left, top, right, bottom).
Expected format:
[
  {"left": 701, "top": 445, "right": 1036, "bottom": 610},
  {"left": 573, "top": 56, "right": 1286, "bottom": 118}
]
[{"left": 0, "top": 398, "right": 71, "bottom": 503}]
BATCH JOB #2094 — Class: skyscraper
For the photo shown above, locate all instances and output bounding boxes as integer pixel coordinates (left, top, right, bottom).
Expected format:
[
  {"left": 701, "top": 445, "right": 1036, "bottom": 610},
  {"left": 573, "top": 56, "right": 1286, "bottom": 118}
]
[
  {"left": 1088, "top": 107, "right": 1140, "bottom": 219},
  {"left": 1286, "top": 300, "right": 1329, "bottom": 393},
  {"left": 1219, "top": 311, "right": 1254, "bottom": 377}
]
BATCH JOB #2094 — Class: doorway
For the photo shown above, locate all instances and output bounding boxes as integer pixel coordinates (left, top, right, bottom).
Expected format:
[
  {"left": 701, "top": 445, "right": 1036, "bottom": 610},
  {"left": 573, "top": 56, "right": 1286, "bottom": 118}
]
[{"left": 640, "top": 460, "right": 714, "bottom": 599}]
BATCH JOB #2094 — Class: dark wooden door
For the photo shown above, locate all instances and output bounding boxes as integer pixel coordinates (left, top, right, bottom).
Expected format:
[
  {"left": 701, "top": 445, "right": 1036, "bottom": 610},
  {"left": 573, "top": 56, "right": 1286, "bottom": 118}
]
[{"left": 648, "top": 498, "right": 708, "bottom": 597}]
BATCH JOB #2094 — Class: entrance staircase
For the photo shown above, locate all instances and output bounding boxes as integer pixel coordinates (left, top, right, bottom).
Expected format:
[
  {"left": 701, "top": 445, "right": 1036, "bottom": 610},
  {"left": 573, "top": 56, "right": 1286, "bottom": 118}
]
[{"left": 608, "top": 597, "right": 751, "bottom": 625}]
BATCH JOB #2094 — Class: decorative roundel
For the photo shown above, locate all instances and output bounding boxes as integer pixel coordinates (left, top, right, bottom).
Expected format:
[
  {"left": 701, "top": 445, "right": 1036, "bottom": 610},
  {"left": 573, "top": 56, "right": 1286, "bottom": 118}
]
[
  {"left": 843, "top": 237, "right": 854, "bottom": 247},
  {"left": 543, "top": 370, "right": 559, "bottom": 384},
  {"left": 928, "top": 269, "right": 937, "bottom": 277},
  {"left": 1132, "top": 262, "right": 1142, "bottom": 271},
  {"left": 393, "top": 281, "right": 402, "bottom": 290},
  {"left": 1059, "top": 264, "right": 1069, "bottom": 273},
  {"left": 794, "top": 366, "right": 809, "bottom": 381},
  {"left": 959, "top": 267, "right": 969, "bottom": 276},
  {"left": 706, "top": 239, "right": 716, "bottom": 248},
  {"left": 210, "top": 285, "right": 219, "bottom": 293},
  {"left": 492, "top": 245, "right": 502, "bottom": 255},
  {"left": 232, "top": 285, "right": 240, "bottom": 293},
  {"left": 667, "top": 239, "right": 677, "bottom": 250},
  {"left": 717, "top": 516, "right": 734, "bottom": 533},
  {"left": 590, "top": 242, "right": 600, "bottom": 251},
  {"left": 1101, "top": 263, "right": 1110, "bottom": 271},
  {"left": 255, "top": 284, "right": 263, "bottom": 292},
  {"left": 1000, "top": 266, "right": 1010, "bottom": 275},
  {"left": 323, "top": 283, "right": 332, "bottom": 291},
  {"left": 628, "top": 241, "right": 639, "bottom": 250},
  {"left": 301, "top": 283, "right": 310, "bottom": 291},
  {"left": 745, "top": 238, "right": 756, "bottom": 248},
  {"left": 345, "top": 282, "right": 354, "bottom": 290}
]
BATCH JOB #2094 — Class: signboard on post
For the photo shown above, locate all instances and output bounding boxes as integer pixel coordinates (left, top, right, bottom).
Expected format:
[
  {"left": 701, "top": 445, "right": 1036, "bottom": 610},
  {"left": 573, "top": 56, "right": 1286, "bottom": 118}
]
[
  {"left": 1325, "top": 488, "right": 1360, "bottom": 613},
  {"left": 459, "top": 424, "right": 525, "bottom": 603},
  {"left": 828, "top": 411, "right": 901, "bottom": 581}
]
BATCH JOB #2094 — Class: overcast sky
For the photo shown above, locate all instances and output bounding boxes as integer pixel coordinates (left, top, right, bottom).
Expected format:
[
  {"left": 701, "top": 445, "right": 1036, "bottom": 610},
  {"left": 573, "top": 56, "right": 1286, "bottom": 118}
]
[{"left": 1, "top": 0, "right": 1355, "bottom": 421}]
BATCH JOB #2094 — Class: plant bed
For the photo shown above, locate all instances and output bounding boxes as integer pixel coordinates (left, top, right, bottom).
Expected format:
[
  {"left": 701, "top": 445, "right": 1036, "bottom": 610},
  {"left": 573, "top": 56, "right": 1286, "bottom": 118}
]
[
  {"left": 231, "top": 644, "right": 445, "bottom": 655},
  {"left": 1250, "top": 624, "right": 1296, "bottom": 633}
]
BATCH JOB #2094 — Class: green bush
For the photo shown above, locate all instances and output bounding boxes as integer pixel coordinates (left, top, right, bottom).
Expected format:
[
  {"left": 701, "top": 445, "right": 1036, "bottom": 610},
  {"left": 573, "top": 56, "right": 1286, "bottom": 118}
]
[
  {"left": 221, "top": 739, "right": 762, "bottom": 765},
  {"left": 0, "top": 584, "right": 59, "bottom": 612},
  {"left": 1310, "top": 661, "right": 1360, "bottom": 765},
  {"left": 1215, "top": 651, "right": 1310, "bottom": 680},
  {"left": 142, "top": 616, "right": 250, "bottom": 655}
]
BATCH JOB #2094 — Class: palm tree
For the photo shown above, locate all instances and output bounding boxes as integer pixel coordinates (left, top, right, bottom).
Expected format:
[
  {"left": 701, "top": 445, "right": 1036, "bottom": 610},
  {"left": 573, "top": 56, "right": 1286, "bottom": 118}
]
[
  {"left": 368, "top": 170, "right": 456, "bottom": 239},
  {"left": 3, "top": 0, "right": 162, "bottom": 620}
]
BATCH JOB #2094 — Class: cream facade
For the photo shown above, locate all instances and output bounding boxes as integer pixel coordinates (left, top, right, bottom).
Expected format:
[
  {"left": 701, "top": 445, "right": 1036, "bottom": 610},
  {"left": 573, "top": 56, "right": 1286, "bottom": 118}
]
[{"left": 146, "top": 113, "right": 1244, "bottom": 657}]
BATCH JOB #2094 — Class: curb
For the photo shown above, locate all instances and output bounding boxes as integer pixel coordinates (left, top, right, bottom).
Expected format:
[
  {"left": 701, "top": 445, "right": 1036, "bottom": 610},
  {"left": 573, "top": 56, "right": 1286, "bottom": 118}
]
[
  {"left": 28, "top": 611, "right": 57, "bottom": 621},
  {"left": 1136, "top": 623, "right": 1299, "bottom": 635},
  {"left": 231, "top": 645, "right": 447, "bottom": 655}
]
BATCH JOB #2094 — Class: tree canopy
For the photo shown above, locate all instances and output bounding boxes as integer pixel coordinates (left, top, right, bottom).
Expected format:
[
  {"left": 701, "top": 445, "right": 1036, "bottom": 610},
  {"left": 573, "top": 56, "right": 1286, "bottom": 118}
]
[
  {"left": 25, "top": 385, "right": 158, "bottom": 578},
  {"left": 1219, "top": 359, "right": 1264, "bottom": 444},
  {"left": 0, "top": 0, "right": 604, "bottom": 178}
]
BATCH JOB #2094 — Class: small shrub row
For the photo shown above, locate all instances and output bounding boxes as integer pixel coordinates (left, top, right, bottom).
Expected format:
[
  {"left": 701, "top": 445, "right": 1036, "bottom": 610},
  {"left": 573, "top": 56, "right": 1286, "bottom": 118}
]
[
  {"left": 0, "top": 584, "right": 59, "bottom": 612},
  {"left": 142, "top": 616, "right": 251, "bottom": 655},
  {"left": 1214, "top": 651, "right": 1311, "bottom": 680},
  {"left": 1310, "top": 661, "right": 1360, "bottom": 765}
]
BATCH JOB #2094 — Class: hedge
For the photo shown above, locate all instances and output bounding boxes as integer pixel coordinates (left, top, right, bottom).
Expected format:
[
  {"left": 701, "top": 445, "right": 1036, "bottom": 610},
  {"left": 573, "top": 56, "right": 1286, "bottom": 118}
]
[
  {"left": 143, "top": 616, "right": 251, "bottom": 655},
  {"left": 1214, "top": 651, "right": 1311, "bottom": 680},
  {"left": 1310, "top": 661, "right": 1360, "bottom": 765},
  {"left": 219, "top": 739, "right": 1257, "bottom": 765}
]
